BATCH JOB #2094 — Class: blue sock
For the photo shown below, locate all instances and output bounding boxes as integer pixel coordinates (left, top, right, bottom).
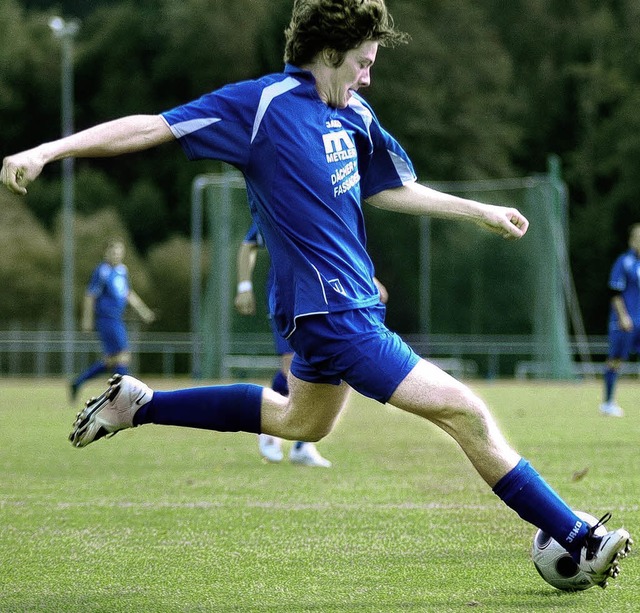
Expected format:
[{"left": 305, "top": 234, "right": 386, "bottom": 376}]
[
  {"left": 271, "top": 370, "right": 289, "bottom": 396},
  {"left": 604, "top": 368, "right": 617, "bottom": 403},
  {"left": 493, "top": 458, "right": 589, "bottom": 555},
  {"left": 72, "top": 361, "right": 106, "bottom": 388},
  {"left": 133, "top": 384, "right": 262, "bottom": 433}
]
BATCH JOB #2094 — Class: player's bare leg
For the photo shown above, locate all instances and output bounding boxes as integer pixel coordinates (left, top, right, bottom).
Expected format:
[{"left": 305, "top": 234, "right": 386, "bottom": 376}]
[
  {"left": 389, "top": 359, "right": 520, "bottom": 486},
  {"left": 260, "top": 375, "right": 351, "bottom": 443},
  {"left": 389, "top": 358, "right": 632, "bottom": 585},
  {"left": 257, "top": 354, "right": 333, "bottom": 466}
]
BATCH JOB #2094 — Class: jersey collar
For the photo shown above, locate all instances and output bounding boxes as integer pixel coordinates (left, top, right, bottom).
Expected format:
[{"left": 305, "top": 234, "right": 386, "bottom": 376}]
[{"left": 284, "top": 63, "right": 316, "bottom": 83}]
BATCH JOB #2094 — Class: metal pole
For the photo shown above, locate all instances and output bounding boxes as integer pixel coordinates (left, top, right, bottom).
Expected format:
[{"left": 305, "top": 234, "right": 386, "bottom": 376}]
[
  {"left": 190, "top": 176, "right": 205, "bottom": 379},
  {"left": 419, "top": 215, "right": 431, "bottom": 337},
  {"left": 49, "top": 17, "right": 79, "bottom": 377},
  {"left": 190, "top": 170, "right": 245, "bottom": 379}
]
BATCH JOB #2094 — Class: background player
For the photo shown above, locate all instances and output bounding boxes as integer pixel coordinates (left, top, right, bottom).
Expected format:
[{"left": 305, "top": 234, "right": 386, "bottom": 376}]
[
  {"left": 70, "top": 238, "right": 156, "bottom": 400},
  {"left": 235, "top": 221, "right": 332, "bottom": 466},
  {"left": 600, "top": 223, "right": 640, "bottom": 417}
]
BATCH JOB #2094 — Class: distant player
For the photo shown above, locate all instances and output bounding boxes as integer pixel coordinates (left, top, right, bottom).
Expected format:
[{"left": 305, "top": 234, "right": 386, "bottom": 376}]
[
  {"left": 70, "top": 239, "right": 155, "bottom": 400},
  {"left": 235, "top": 221, "right": 332, "bottom": 466},
  {"left": 2, "top": 0, "right": 631, "bottom": 587},
  {"left": 600, "top": 223, "right": 640, "bottom": 417}
]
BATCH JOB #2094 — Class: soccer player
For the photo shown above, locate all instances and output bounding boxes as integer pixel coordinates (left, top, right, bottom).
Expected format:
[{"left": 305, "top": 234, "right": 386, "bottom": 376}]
[
  {"left": 235, "top": 221, "right": 332, "bottom": 467},
  {"left": 600, "top": 223, "right": 640, "bottom": 417},
  {"left": 1, "top": 0, "right": 631, "bottom": 587},
  {"left": 70, "top": 238, "right": 156, "bottom": 400}
]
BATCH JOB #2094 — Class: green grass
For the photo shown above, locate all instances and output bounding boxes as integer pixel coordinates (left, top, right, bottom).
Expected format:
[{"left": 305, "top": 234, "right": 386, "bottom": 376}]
[{"left": 1, "top": 377, "right": 639, "bottom": 612}]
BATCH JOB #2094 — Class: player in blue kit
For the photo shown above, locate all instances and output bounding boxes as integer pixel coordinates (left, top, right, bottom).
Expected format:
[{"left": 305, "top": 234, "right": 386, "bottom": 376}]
[
  {"left": 235, "top": 221, "right": 389, "bottom": 466},
  {"left": 600, "top": 223, "right": 640, "bottom": 417},
  {"left": 235, "top": 222, "right": 332, "bottom": 467},
  {"left": 70, "top": 238, "right": 156, "bottom": 401},
  {"left": 2, "top": 0, "right": 631, "bottom": 587}
]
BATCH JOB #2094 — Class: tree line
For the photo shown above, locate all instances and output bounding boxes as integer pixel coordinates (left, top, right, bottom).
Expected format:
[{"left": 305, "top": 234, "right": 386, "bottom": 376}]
[{"left": 2, "top": 0, "right": 640, "bottom": 334}]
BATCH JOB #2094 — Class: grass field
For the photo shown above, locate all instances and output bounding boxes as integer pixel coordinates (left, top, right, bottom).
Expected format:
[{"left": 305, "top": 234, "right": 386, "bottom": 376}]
[{"left": 1, "top": 377, "right": 638, "bottom": 612}]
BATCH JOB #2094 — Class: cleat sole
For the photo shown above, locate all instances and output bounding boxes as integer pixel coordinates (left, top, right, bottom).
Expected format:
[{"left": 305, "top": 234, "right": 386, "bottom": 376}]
[
  {"left": 597, "top": 537, "right": 632, "bottom": 587},
  {"left": 69, "top": 374, "right": 123, "bottom": 448}
]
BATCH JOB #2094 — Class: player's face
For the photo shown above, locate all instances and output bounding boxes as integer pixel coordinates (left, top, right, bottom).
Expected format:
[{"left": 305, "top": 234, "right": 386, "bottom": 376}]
[
  {"left": 105, "top": 242, "right": 125, "bottom": 265},
  {"left": 325, "top": 41, "right": 378, "bottom": 108}
]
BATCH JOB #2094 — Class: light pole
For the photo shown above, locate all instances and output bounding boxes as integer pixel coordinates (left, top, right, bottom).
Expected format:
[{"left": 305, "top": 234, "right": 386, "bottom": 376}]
[{"left": 49, "top": 16, "right": 80, "bottom": 376}]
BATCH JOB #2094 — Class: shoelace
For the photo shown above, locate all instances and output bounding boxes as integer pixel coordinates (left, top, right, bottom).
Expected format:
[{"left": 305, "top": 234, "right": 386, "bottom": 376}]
[{"left": 585, "top": 512, "right": 612, "bottom": 560}]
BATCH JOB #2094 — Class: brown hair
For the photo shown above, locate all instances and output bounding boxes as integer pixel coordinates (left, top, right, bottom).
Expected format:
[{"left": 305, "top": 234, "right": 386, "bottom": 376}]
[
  {"left": 284, "top": 0, "right": 409, "bottom": 67},
  {"left": 105, "top": 237, "right": 125, "bottom": 250}
]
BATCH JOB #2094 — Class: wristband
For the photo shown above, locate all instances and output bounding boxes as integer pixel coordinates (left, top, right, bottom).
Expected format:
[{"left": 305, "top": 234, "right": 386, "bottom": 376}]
[{"left": 237, "top": 281, "right": 253, "bottom": 293}]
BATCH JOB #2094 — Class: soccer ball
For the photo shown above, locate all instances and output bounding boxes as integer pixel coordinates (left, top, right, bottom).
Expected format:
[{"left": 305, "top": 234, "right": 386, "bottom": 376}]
[{"left": 531, "top": 511, "right": 606, "bottom": 591}]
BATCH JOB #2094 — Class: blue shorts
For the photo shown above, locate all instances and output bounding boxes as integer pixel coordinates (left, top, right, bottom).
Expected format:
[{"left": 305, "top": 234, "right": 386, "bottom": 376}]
[
  {"left": 608, "top": 327, "right": 640, "bottom": 360},
  {"left": 287, "top": 305, "right": 420, "bottom": 404},
  {"left": 96, "top": 317, "right": 129, "bottom": 356}
]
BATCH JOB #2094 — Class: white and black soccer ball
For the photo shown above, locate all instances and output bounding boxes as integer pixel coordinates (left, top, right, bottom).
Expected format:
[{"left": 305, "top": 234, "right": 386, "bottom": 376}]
[{"left": 531, "top": 511, "right": 606, "bottom": 591}]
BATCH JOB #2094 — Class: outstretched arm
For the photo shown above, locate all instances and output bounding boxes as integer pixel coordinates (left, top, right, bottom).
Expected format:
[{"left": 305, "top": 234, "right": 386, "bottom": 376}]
[
  {"left": 1, "top": 115, "right": 174, "bottom": 195},
  {"left": 366, "top": 182, "right": 528, "bottom": 240}
]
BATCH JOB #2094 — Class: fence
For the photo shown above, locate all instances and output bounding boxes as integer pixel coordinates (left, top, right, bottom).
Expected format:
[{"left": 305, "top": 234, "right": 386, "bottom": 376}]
[{"left": 0, "top": 330, "right": 633, "bottom": 380}]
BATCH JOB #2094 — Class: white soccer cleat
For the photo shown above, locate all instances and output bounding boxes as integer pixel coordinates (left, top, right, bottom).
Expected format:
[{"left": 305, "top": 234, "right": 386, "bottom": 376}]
[
  {"left": 578, "top": 513, "right": 633, "bottom": 588},
  {"left": 69, "top": 374, "right": 153, "bottom": 448},
  {"left": 258, "top": 434, "right": 284, "bottom": 463},
  {"left": 289, "top": 442, "right": 332, "bottom": 468},
  {"left": 600, "top": 402, "right": 624, "bottom": 417}
]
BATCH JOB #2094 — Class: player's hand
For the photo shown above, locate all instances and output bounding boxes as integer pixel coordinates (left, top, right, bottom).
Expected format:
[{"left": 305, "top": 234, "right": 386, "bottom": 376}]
[
  {"left": 234, "top": 290, "right": 256, "bottom": 316},
  {"left": 141, "top": 309, "right": 157, "bottom": 325},
  {"left": 373, "top": 276, "right": 389, "bottom": 304},
  {"left": 1, "top": 150, "right": 46, "bottom": 196},
  {"left": 476, "top": 204, "right": 529, "bottom": 240}
]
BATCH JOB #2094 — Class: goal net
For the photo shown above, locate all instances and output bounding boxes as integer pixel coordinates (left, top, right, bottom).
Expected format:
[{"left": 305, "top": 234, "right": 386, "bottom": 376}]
[
  {"left": 192, "top": 161, "right": 584, "bottom": 380},
  {"left": 422, "top": 168, "right": 584, "bottom": 379}
]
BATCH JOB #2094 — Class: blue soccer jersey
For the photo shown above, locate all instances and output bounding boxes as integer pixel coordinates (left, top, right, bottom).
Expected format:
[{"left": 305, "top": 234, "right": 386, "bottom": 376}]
[
  {"left": 87, "top": 262, "right": 130, "bottom": 319},
  {"left": 608, "top": 249, "right": 640, "bottom": 329},
  {"left": 162, "top": 64, "right": 415, "bottom": 337}
]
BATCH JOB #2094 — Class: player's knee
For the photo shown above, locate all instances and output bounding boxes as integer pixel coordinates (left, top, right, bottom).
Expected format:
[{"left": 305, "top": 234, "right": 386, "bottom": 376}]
[
  {"left": 436, "top": 388, "right": 491, "bottom": 431},
  {"left": 282, "top": 418, "right": 332, "bottom": 442},
  {"left": 289, "top": 424, "right": 330, "bottom": 442}
]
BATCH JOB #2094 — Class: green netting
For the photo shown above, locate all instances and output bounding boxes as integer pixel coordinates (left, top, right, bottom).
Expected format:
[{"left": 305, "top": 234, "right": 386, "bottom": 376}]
[
  {"left": 196, "top": 165, "right": 577, "bottom": 379},
  {"left": 425, "top": 173, "right": 575, "bottom": 379}
]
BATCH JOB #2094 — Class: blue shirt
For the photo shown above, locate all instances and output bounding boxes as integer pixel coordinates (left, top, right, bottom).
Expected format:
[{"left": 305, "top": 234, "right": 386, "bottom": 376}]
[
  {"left": 162, "top": 64, "right": 416, "bottom": 337},
  {"left": 87, "top": 262, "right": 130, "bottom": 320},
  {"left": 608, "top": 249, "right": 640, "bottom": 329}
]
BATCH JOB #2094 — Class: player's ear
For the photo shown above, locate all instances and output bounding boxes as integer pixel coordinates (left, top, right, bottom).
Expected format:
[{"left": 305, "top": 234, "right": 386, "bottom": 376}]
[{"left": 322, "top": 48, "right": 343, "bottom": 68}]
